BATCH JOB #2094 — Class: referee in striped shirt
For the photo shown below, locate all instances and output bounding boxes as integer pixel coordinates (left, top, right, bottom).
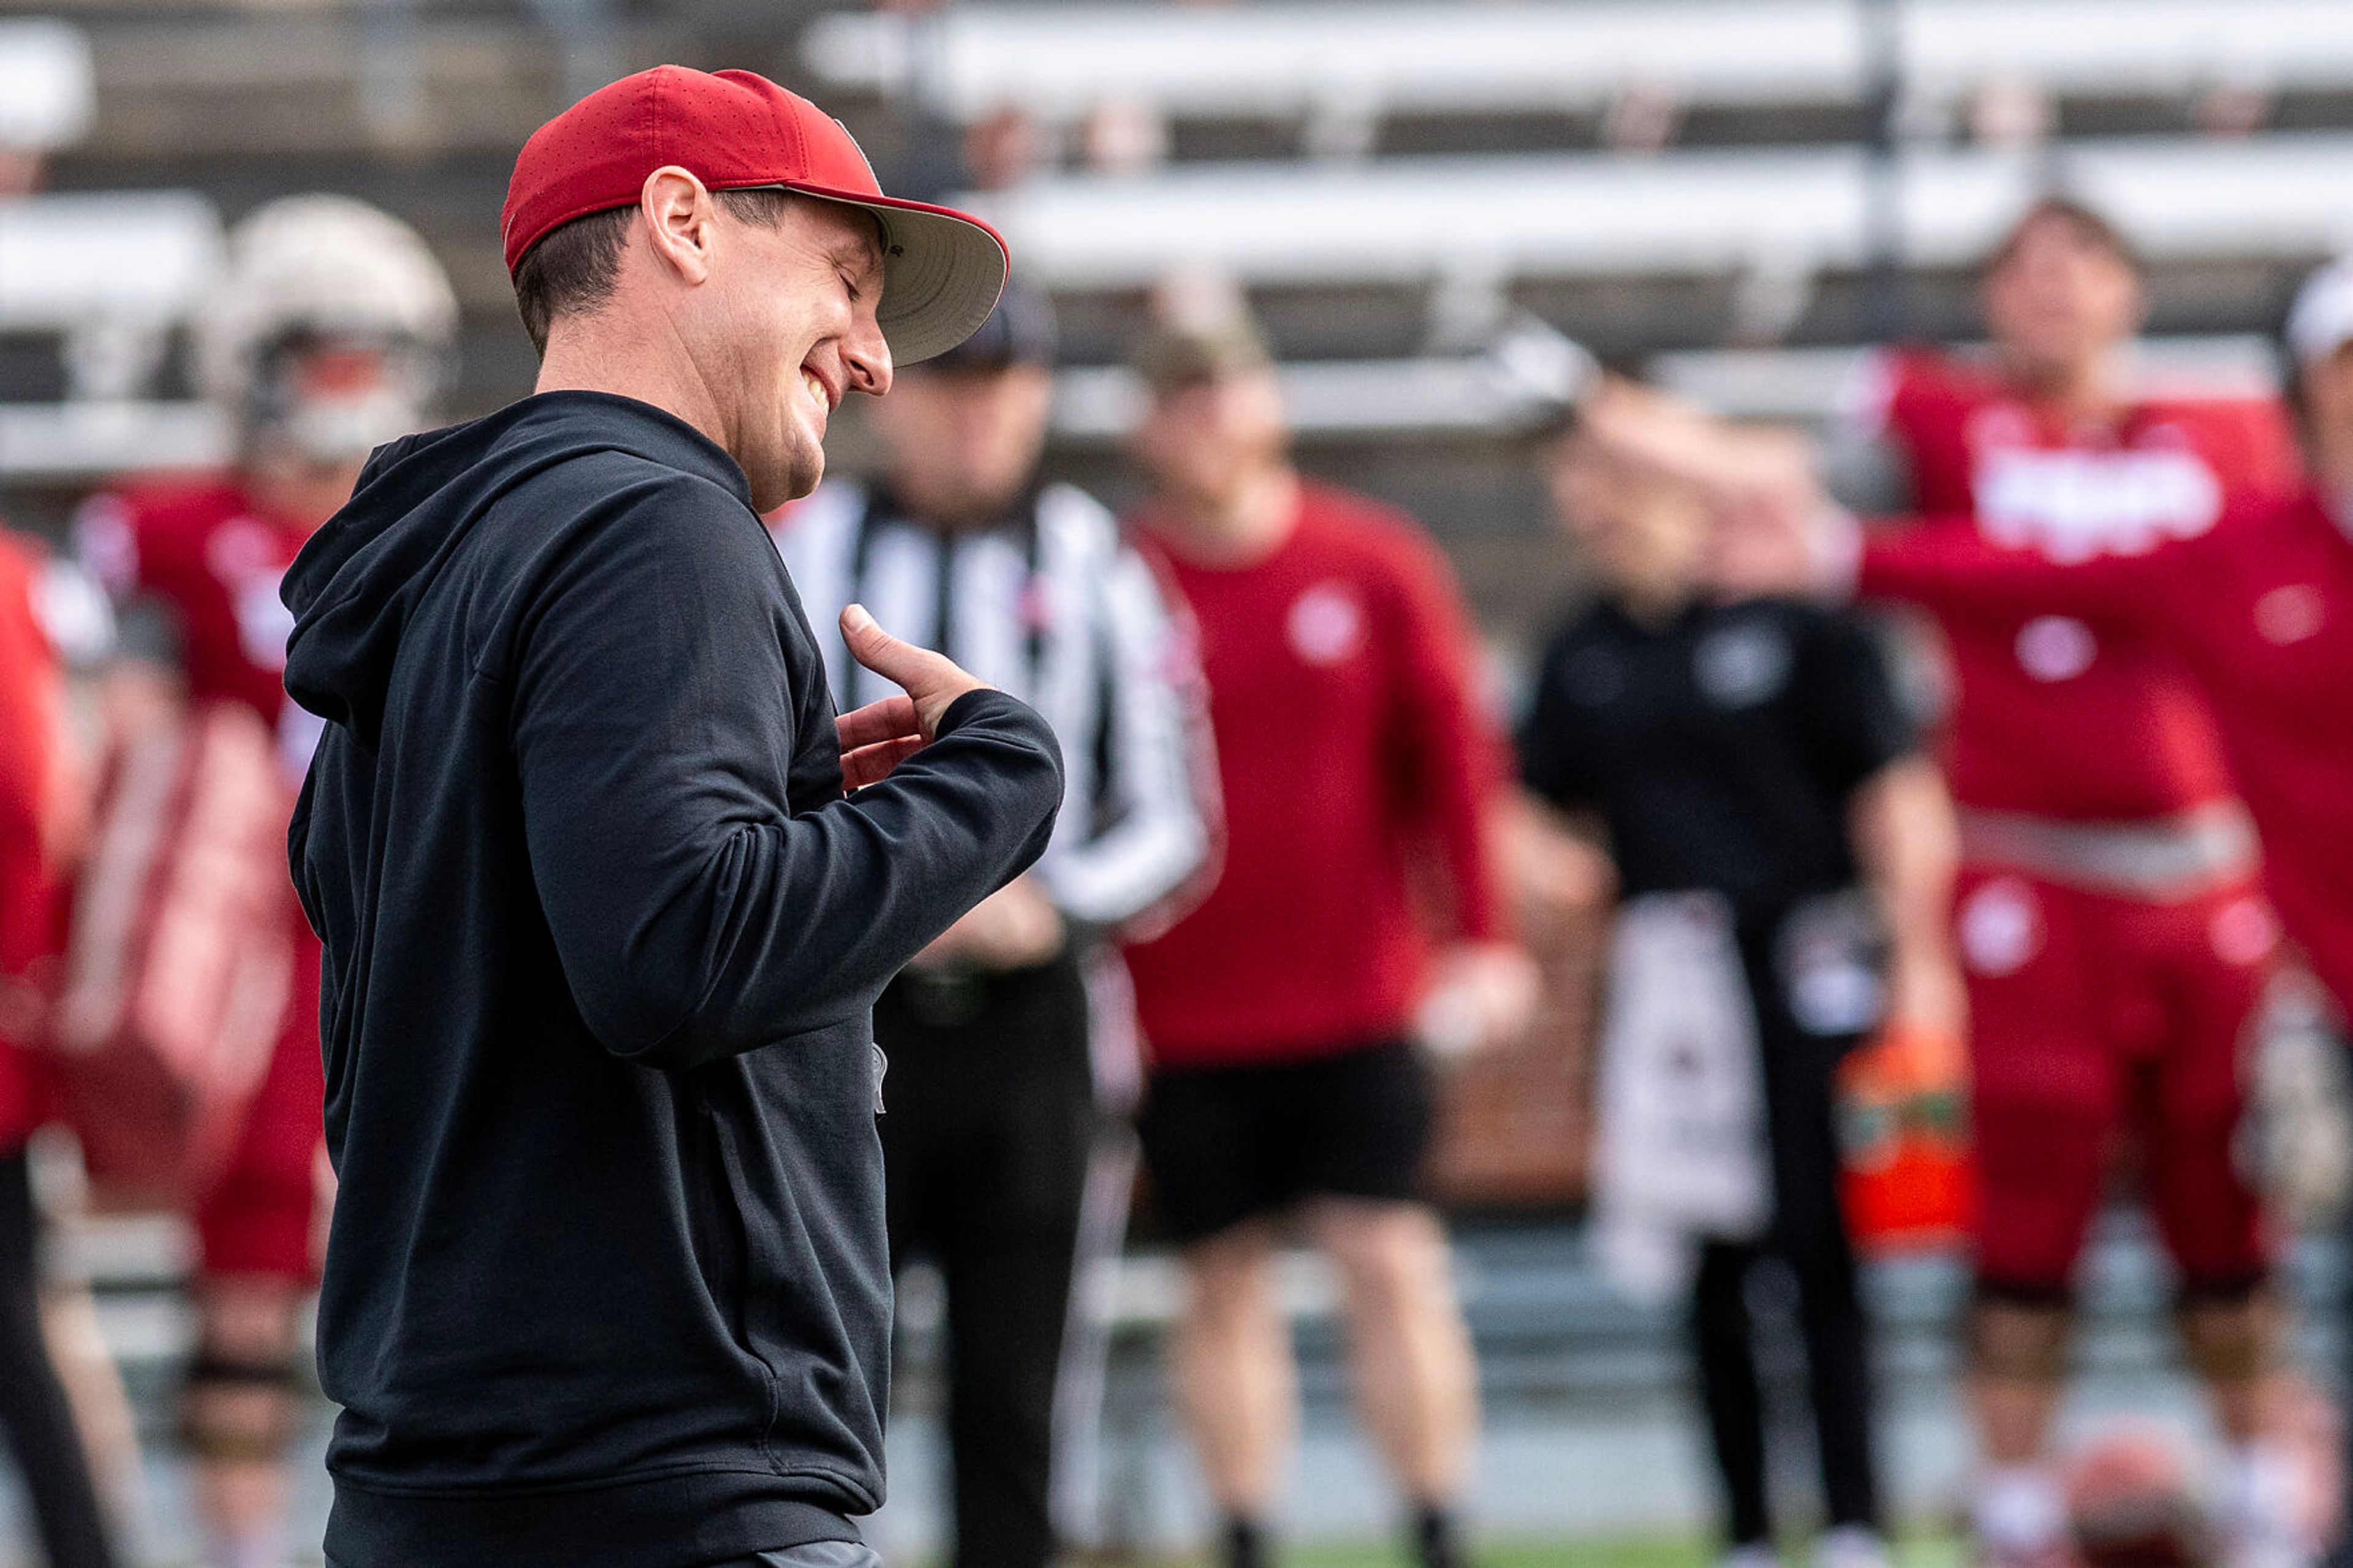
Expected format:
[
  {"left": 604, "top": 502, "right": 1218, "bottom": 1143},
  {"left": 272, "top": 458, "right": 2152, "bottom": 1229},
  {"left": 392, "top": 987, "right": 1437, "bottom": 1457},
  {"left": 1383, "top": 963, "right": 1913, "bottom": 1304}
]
[{"left": 768, "top": 282, "right": 1214, "bottom": 1568}]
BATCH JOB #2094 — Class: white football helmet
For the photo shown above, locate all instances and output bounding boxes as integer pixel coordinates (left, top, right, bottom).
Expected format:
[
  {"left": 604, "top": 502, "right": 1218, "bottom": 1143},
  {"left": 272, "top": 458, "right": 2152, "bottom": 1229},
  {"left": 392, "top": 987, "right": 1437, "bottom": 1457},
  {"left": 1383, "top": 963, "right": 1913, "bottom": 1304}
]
[{"left": 194, "top": 194, "right": 458, "bottom": 463}]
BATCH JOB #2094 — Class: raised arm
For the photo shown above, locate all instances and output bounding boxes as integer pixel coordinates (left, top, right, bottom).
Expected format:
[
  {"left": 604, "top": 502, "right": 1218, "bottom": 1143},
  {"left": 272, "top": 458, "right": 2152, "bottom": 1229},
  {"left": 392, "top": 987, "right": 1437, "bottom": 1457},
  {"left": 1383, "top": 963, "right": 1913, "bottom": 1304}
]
[
  {"left": 513, "top": 491, "right": 1064, "bottom": 1071},
  {"left": 1846, "top": 512, "right": 2159, "bottom": 635},
  {"left": 1561, "top": 376, "right": 2190, "bottom": 642}
]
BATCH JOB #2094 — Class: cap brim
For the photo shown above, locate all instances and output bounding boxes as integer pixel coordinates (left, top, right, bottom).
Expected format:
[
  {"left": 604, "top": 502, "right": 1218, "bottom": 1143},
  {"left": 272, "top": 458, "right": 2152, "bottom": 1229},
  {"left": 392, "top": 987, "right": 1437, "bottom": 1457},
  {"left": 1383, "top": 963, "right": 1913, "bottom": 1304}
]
[{"left": 787, "top": 186, "right": 1009, "bottom": 367}]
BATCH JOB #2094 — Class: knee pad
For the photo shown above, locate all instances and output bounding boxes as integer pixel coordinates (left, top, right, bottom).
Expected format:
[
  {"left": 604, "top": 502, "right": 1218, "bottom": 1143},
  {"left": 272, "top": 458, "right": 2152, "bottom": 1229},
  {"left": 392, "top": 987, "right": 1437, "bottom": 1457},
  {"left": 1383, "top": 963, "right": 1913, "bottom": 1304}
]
[
  {"left": 177, "top": 1352, "right": 303, "bottom": 1463},
  {"left": 2175, "top": 1282, "right": 2283, "bottom": 1384},
  {"left": 1969, "top": 1284, "right": 2074, "bottom": 1382}
]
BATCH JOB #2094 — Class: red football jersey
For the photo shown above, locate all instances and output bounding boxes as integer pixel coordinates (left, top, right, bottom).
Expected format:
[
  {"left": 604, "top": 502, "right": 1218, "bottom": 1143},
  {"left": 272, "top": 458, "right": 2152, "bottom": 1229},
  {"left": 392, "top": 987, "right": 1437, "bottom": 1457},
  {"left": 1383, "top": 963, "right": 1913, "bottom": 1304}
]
[
  {"left": 74, "top": 477, "right": 321, "bottom": 778},
  {"left": 1854, "top": 348, "right": 2301, "bottom": 820},
  {"left": 1859, "top": 487, "right": 2353, "bottom": 1012},
  {"left": 1120, "top": 483, "right": 1507, "bottom": 1067}
]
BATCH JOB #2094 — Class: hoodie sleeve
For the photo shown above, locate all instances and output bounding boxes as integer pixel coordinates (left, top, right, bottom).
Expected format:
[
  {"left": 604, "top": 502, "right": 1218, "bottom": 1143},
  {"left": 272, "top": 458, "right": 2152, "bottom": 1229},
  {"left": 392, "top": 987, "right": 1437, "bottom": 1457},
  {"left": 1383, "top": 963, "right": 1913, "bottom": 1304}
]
[{"left": 509, "top": 476, "right": 1064, "bottom": 1070}]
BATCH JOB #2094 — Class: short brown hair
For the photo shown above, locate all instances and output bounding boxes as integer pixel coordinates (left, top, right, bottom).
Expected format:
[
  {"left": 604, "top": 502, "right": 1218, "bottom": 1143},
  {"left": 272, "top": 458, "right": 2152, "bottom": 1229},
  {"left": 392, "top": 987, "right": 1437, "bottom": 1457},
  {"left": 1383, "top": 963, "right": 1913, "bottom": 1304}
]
[
  {"left": 511, "top": 187, "right": 805, "bottom": 357},
  {"left": 1987, "top": 194, "right": 2140, "bottom": 279}
]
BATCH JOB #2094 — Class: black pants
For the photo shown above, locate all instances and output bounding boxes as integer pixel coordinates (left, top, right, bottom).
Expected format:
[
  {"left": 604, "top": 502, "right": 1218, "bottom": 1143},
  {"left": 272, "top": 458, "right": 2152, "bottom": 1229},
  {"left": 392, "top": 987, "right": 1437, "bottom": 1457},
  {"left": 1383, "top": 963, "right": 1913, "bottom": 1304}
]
[
  {"left": 1689, "top": 930, "right": 1881, "bottom": 1548},
  {"left": 0, "top": 1147, "right": 116, "bottom": 1568},
  {"left": 876, "top": 953, "right": 1096, "bottom": 1568}
]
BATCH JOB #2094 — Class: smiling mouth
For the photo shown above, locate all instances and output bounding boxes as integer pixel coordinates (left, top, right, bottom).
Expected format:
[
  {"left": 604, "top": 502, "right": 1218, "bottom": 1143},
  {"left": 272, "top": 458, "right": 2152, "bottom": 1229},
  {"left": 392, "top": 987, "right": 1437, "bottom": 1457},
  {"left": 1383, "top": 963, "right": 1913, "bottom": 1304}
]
[{"left": 801, "top": 368, "right": 835, "bottom": 420}]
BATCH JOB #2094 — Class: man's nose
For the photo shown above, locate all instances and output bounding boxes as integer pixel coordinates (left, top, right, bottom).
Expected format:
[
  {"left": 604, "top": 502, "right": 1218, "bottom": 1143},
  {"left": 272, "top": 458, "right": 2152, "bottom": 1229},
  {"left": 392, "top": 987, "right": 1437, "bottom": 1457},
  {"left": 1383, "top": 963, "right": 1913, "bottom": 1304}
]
[{"left": 845, "top": 312, "right": 893, "bottom": 398}]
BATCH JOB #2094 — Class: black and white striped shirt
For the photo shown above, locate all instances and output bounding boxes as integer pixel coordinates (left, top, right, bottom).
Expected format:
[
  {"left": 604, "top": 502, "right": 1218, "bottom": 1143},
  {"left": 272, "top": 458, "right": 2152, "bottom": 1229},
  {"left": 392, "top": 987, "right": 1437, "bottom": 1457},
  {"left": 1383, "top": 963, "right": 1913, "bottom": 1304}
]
[{"left": 773, "top": 480, "right": 1216, "bottom": 935}]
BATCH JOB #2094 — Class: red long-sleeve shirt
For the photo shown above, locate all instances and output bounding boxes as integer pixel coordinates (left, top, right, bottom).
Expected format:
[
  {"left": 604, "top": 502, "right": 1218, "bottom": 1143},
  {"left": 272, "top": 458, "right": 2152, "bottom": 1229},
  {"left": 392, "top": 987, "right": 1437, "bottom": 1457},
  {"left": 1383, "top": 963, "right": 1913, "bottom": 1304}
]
[
  {"left": 1121, "top": 483, "right": 1507, "bottom": 1067},
  {"left": 1854, "top": 348, "right": 2300, "bottom": 820},
  {"left": 1859, "top": 487, "right": 2353, "bottom": 1011},
  {"left": 0, "top": 532, "right": 68, "bottom": 1151}
]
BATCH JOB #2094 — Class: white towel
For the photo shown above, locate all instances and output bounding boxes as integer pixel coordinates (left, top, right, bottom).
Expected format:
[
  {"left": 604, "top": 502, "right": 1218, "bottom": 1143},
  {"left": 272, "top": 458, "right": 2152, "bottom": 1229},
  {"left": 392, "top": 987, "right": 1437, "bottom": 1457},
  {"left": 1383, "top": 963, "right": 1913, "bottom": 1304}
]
[{"left": 1591, "top": 891, "right": 1771, "bottom": 1303}]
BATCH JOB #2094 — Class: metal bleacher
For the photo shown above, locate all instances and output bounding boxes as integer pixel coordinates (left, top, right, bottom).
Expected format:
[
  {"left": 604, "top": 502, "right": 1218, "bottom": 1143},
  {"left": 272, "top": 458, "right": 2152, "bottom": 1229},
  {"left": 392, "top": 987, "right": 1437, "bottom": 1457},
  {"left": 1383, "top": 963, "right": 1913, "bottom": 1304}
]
[
  {"left": 0, "top": 187, "right": 227, "bottom": 482},
  {"left": 0, "top": 1, "right": 703, "bottom": 521},
  {"left": 958, "top": 134, "right": 2353, "bottom": 290},
  {"left": 809, "top": 0, "right": 2353, "bottom": 328},
  {"left": 9, "top": 2, "right": 2351, "bottom": 580},
  {"left": 795, "top": 0, "right": 2353, "bottom": 630},
  {"left": 806, "top": 1, "right": 2353, "bottom": 129}
]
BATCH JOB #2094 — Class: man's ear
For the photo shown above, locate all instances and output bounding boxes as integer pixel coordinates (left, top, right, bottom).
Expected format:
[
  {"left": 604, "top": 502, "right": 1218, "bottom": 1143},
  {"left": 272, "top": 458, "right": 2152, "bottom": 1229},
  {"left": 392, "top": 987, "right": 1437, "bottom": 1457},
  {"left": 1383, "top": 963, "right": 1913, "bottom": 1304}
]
[{"left": 640, "top": 166, "right": 717, "bottom": 287}]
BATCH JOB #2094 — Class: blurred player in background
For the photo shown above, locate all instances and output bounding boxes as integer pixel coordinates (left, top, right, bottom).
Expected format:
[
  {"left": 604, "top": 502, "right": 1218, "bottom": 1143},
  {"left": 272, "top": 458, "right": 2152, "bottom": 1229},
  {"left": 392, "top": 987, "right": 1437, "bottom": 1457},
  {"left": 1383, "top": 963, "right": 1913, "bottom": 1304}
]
[
  {"left": 1815, "top": 256, "right": 2353, "bottom": 1099},
  {"left": 1834, "top": 197, "right": 2306, "bottom": 1568},
  {"left": 1581, "top": 199, "right": 2319, "bottom": 1568},
  {"left": 1803, "top": 257, "right": 2353, "bottom": 1566},
  {"left": 1118, "top": 303, "right": 1536, "bottom": 1568},
  {"left": 0, "top": 525, "right": 116, "bottom": 1568},
  {"left": 1520, "top": 395, "right": 1958, "bottom": 1568},
  {"left": 72, "top": 194, "right": 455, "bottom": 1568},
  {"left": 770, "top": 281, "right": 1213, "bottom": 1568}
]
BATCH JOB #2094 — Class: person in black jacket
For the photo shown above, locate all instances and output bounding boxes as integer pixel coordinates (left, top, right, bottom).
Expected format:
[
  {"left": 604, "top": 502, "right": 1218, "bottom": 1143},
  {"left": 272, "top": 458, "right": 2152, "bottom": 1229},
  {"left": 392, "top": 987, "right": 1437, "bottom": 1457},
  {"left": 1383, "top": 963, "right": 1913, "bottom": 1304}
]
[
  {"left": 1517, "top": 391, "right": 1961, "bottom": 1568},
  {"left": 280, "top": 67, "right": 1064, "bottom": 1568}
]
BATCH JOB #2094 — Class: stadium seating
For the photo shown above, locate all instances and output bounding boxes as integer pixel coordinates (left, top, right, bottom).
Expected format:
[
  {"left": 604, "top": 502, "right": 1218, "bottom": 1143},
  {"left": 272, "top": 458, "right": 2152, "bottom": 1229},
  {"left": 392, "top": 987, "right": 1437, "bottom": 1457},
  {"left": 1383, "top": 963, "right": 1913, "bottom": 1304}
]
[
  {"left": 959, "top": 133, "right": 2353, "bottom": 289},
  {"left": 807, "top": 0, "right": 2353, "bottom": 133},
  {"left": 0, "top": 189, "right": 227, "bottom": 482},
  {"left": 2, "top": 2, "right": 2349, "bottom": 562},
  {"left": 1051, "top": 333, "right": 2281, "bottom": 444}
]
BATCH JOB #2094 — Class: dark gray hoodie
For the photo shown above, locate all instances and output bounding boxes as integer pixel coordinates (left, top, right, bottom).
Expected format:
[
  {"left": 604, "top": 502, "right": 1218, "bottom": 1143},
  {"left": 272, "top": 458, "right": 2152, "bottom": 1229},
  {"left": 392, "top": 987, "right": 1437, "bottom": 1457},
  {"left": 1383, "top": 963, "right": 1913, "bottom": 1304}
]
[{"left": 282, "top": 390, "right": 1063, "bottom": 1568}]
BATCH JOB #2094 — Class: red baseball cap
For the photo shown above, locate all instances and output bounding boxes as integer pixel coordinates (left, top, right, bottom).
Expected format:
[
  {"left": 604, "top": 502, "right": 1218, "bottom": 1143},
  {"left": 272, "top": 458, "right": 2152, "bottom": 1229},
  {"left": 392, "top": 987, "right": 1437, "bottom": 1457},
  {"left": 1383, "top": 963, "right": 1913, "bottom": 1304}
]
[{"left": 501, "top": 66, "right": 1008, "bottom": 365}]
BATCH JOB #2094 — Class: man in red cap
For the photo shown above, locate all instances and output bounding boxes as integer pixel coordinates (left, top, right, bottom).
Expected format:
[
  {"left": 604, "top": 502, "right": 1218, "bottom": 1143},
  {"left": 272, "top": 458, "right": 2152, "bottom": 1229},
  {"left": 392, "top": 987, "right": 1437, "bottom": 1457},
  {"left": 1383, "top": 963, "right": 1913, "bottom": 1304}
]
[{"left": 282, "top": 67, "right": 1064, "bottom": 1568}]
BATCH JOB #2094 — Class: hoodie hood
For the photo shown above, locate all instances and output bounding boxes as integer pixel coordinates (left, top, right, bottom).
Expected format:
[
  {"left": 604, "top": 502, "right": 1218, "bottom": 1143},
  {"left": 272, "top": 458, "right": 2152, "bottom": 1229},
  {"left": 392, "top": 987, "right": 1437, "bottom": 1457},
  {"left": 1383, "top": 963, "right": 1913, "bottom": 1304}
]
[{"left": 283, "top": 391, "right": 751, "bottom": 749}]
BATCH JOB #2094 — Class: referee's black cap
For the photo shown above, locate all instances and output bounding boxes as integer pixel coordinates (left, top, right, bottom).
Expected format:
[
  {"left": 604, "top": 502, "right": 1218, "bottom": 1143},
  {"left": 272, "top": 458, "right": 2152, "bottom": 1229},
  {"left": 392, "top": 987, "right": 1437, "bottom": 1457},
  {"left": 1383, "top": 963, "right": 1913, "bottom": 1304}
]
[{"left": 922, "top": 278, "right": 1059, "bottom": 373}]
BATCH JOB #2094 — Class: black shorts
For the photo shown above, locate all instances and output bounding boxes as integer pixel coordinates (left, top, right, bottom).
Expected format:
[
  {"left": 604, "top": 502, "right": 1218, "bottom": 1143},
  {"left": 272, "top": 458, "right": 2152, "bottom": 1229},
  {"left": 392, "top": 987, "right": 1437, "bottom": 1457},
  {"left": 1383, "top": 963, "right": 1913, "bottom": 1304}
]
[{"left": 1136, "top": 1039, "right": 1433, "bottom": 1244}]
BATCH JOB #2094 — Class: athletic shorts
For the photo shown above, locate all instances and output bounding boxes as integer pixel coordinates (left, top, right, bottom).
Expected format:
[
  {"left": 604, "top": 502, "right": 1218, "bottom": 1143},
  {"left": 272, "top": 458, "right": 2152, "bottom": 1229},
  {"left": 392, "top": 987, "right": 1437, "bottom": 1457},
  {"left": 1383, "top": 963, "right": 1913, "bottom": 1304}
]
[
  {"left": 1957, "top": 866, "right": 2276, "bottom": 1298},
  {"left": 195, "top": 918, "right": 327, "bottom": 1282},
  {"left": 1137, "top": 1039, "right": 1431, "bottom": 1244}
]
